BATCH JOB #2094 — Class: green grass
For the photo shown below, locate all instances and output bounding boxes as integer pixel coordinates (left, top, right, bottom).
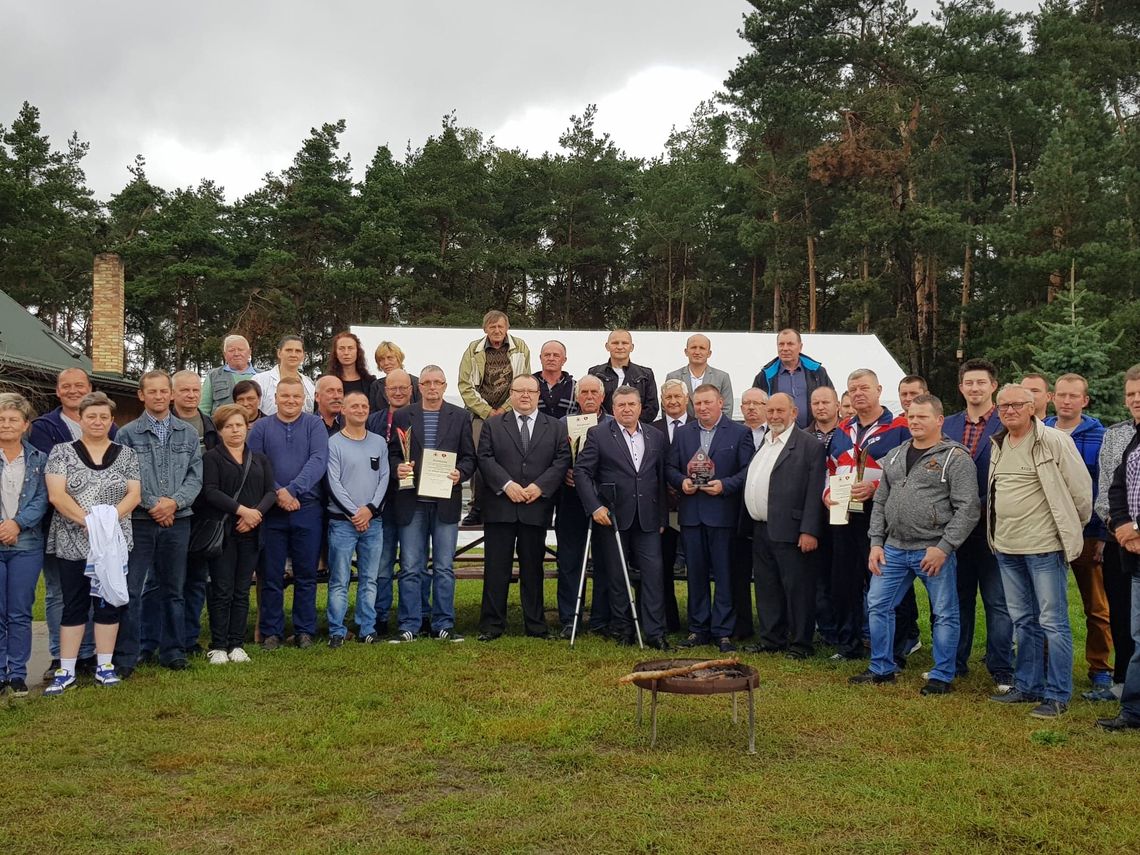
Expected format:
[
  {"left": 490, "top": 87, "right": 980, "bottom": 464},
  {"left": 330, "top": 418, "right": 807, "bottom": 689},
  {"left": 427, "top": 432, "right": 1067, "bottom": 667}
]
[{"left": 4, "top": 576, "right": 1139, "bottom": 854}]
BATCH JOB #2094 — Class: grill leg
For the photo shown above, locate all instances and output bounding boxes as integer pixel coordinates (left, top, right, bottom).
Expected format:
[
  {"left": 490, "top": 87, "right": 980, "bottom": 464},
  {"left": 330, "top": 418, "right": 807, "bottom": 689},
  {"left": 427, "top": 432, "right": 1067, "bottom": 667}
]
[
  {"left": 747, "top": 688, "right": 756, "bottom": 755},
  {"left": 732, "top": 691, "right": 738, "bottom": 724},
  {"left": 636, "top": 686, "right": 643, "bottom": 725},
  {"left": 650, "top": 685, "right": 659, "bottom": 748}
]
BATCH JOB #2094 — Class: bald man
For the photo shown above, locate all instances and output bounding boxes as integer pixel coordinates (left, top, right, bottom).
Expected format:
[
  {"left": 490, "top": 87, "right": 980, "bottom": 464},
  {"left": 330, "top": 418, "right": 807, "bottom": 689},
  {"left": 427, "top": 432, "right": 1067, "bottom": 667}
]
[
  {"left": 666, "top": 334, "right": 734, "bottom": 419},
  {"left": 588, "top": 329, "right": 659, "bottom": 423}
]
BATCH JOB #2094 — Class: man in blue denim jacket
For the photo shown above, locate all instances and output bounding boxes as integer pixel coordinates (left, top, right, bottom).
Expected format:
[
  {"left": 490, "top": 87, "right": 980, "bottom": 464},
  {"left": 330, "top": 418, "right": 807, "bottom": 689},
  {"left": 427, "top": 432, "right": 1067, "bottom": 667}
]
[
  {"left": 0, "top": 393, "right": 50, "bottom": 696},
  {"left": 114, "top": 370, "right": 203, "bottom": 675}
]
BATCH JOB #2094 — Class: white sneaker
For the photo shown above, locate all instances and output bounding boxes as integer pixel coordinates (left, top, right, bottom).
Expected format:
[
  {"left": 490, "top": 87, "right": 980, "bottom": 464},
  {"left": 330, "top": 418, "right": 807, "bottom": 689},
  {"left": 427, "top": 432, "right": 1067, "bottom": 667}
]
[
  {"left": 994, "top": 683, "right": 1014, "bottom": 695},
  {"left": 908, "top": 639, "right": 922, "bottom": 655},
  {"left": 921, "top": 671, "right": 931, "bottom": 681},
  {"left": 1112, "top": 683, "right": 1124, "bottom": 700},
  {"left": 207, "top": 649, "right": 229, "bottom": 665},
  {"left": 228, "top": 647, "right": 251, "bottom": 663}
]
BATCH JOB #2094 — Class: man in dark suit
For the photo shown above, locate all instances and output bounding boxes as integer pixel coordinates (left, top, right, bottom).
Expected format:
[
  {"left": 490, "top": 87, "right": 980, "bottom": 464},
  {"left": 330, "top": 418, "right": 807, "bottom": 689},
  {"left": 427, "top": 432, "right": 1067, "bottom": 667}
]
[
  {"left": 390, "top": 365, "right": 478, "bottom": 642},
  {"left": 666, "top": 383, "right": 755, "bottom": 653},
  {"left": 650, "top": 378, "right": 690, "bottom": 633},
  {"left": 575, "top": 385, "right": 670, "bottom": 649},
  {"left": 739, "top": 393, "right": 826, "bottom": 658},
  {"left": 476, "top": 375, "right": 571, "bottom": 639}
]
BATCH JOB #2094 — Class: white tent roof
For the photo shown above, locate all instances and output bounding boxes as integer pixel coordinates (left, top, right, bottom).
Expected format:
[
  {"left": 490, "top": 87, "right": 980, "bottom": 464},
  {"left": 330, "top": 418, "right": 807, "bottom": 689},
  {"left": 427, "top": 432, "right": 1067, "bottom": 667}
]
[{"left": 350, "top": 327, "right": 909, "bottom": 417}]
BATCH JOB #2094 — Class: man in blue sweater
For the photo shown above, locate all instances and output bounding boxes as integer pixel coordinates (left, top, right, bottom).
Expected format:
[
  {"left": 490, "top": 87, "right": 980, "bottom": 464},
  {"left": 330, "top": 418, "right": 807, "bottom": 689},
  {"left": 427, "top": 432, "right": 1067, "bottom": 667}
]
[
  {"left": 1045, "top": 372, "right": 1112, "bottom": 692},
  {"left": 248, "top": 375, "right": 329, "bottom": 649},
  {"left": 942, "top": 358, "right": 1014, "bottom": 690}
]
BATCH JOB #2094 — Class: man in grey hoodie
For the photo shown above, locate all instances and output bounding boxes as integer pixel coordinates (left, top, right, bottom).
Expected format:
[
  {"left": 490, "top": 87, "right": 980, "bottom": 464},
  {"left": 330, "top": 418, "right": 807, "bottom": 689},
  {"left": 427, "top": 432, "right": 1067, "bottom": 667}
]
[{"left": 851, "top": 394, "right": 980, "bottom": 694}]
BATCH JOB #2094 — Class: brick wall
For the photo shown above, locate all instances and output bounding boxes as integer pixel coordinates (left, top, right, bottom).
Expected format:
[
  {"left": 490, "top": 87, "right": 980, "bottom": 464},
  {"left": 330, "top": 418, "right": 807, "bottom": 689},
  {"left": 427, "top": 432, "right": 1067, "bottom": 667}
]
[{"left": 91, "top": 253, "right": 125, "bottom": 375}]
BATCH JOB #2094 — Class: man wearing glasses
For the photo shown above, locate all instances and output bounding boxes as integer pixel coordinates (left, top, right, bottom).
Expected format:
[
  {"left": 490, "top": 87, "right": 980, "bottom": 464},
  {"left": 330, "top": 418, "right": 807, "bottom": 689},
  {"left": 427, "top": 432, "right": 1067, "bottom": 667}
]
[
  {"left": 475, "top": 375, "right": 570, "bottom": 640},
  {"left": 987, "top": 384, "right": 1092, "bottom": 719}
]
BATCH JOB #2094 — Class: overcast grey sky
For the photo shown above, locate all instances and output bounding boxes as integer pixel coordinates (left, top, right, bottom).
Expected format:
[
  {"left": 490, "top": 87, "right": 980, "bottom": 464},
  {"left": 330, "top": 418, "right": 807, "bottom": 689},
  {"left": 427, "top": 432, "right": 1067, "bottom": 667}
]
[{"left": 2, "top": 0, "right": 1041, "bottom": 201}]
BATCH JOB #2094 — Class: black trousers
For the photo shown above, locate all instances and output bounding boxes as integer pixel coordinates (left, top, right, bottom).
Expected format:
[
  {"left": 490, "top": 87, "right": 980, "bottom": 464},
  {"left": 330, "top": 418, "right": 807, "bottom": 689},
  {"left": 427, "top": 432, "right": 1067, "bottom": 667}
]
[
  {"left": 595, "top": 517, "right": 666, "bottom": 641},
  {"left": 1102, "top": 541, "right": 1135, "bottom": 684},
  {"left": 207, "top": 531, "right": 260, "bottom": 651},
  {"left": 655, "top": 525, "right": 682, "bottom": 632},
  {"left": 731, "top": 536, "right": 756, "bottom": 639},
  {"left": 814, "top": 524, "right": 838, "bottom": 644},
  {"left": 58, "top": 557, "right": 125, "bottom": 625},
  {"left": 480, "top": 521, "right": 548, "bottom": 636},
  {"left": 554, "top": 503, "right": 611, "bottom": 631},
  {"left": 752, "top": 522, "right": 817, "bottom": 656}
]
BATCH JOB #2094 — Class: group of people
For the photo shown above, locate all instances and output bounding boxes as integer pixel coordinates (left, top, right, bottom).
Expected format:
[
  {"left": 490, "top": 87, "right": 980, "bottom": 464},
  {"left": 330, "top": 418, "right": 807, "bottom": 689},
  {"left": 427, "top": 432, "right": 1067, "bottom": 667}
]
[{"left": 2, "top": 315, "right": 1140, "bottom": 732}]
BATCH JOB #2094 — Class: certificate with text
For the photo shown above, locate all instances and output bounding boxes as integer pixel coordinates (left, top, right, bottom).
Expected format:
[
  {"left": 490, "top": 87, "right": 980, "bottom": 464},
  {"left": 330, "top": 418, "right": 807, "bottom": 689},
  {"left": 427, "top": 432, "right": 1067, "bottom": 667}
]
[
  {"left": 418, "top": 450, "right": 458, "bottom": 499},
  {"left": 829, "top": 473, "right": 854, "bottom": 526}
]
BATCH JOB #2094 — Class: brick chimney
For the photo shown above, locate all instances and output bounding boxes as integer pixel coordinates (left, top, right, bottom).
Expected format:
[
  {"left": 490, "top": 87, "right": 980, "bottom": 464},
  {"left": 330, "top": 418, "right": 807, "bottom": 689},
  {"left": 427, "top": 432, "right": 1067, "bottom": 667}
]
[{"left": 91, "top": 253, "right": 125, "bottom": 375}]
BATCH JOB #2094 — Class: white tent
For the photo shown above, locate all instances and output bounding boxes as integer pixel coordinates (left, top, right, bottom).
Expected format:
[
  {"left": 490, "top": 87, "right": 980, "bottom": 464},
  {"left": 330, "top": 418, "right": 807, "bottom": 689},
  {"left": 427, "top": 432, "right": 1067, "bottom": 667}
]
[{"left": 351, "top": 327, "right": 909, "bottom": 417}]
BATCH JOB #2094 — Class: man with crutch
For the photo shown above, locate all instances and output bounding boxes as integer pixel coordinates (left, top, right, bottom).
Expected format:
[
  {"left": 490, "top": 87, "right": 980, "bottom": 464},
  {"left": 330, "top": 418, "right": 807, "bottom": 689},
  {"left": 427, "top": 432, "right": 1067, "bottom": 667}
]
[{"left": 573, "top": 385, "right": 670, "bottom": 650}]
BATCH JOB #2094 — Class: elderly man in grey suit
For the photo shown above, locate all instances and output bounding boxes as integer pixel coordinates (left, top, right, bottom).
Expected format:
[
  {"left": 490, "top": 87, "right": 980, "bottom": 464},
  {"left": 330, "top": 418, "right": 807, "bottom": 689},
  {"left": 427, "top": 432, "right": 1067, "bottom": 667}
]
[
  {"left": 666, "top": 334, "right": 734, "bottom": 419},
  {"left": 740, "top": 393, "right": 826, "bottom": 658}
]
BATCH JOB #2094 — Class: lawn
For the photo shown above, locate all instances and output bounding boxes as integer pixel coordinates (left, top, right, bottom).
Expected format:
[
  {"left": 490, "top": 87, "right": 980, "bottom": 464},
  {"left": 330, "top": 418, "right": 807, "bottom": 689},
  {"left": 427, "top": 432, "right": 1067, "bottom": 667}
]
[{"left": 3, "top": 576, "right": 1139, "bottom": 854}]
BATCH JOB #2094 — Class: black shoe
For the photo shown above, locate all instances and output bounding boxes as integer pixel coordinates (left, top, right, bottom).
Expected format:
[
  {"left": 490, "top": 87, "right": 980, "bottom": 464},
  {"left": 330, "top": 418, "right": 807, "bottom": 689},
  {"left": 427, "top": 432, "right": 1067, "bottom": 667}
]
[
  {"left": 477, "top": 632, "right": 500, "bottom": 642},
  {"left": 616, "top": 634, "right": 637, "bottom": 647},
  {"left": 920, "top": 679, "right": 952, "bottom": 695},
  {"left": 138, "top": 651, "right": 156, "bottom": 667},
  {"left": 356, "top": 633, "right": 377, "bottom": 644},
  {"left": 116, "top": 666, "right": 135, "bottom": 680},
  {"left": 186, "top": 644, "right": 206, "bottom": 658},
  {"left": 328, "top": 635, "right": 345, "bottom": 649},
  {"left": 8, "top": 678, "right": 28, "bottom": 697},
  {"left": 420, "top": 619, "right": 432, "bottom": 635},
  {"left": 849, "top": 669, "right": 896, "bottom": 685},
  {"left": 376, "top": 621, "right": 389, "bottom": 637},
  {"left": 1096, "top": 715, "right": 1140, "bottom": 731},
  {"left": 743, "top": 643, "right": 783, "bottom": 654},
  {"left": 295, "top": 633, "right": 314, "bottom": 649},
  {"left": 559, "top": 625, "right": 575, "bottom": 640},
  {"left": 0, "top": 680, "right": 6, "bottom": 695},
  {"left": 677, "top": 633, "right": 710, "bottom": 649},
  {"left": 784, "top": 650, "right": 808, "bottom": 661},
  {"left": 461, "top": 511, "right": 482, "bottom": 526},
  {"left": 164, "top": 658, "right": 189, "bottom": 672},
  {"left": 43, "top": 659, "right": 61, "bottom": 682},
  {"left": 717, "top": 638, "right": 736, "bottom": 654},
  {"left": 261, "top": 635, "right": 282, "bottom": 651},
  {"left": 647, "top": 637, "right": 672, "bottom": 651},
  {"left": 76, "top": 655, "right": 98, "bottom": 675},
  {"left": 989, "top": 688, "right": 1042, "bottom": 704},
  {"left": 527, "top": 631, "right": 554, "bottom": 641}
]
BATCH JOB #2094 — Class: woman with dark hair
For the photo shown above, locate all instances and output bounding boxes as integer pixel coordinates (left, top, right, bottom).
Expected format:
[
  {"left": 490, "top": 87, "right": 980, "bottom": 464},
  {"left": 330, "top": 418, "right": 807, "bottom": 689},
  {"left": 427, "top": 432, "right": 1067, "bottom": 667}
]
[
  {"left": 200, "top": 404, "right": 276, "bottom": 664},
  {"left": 0, "top": 393, "right": 49, "bottom": 698},
  {"left": 44, "top": 392, "right": 141, "bottom": 695},
  {"left": 327, "top": 331, "right": 375, "bottom": 399}
]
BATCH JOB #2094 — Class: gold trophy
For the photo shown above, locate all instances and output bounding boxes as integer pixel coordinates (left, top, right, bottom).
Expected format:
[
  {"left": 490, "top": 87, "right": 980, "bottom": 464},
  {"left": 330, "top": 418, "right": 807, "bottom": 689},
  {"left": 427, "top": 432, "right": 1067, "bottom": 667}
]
[
  {"left": 849, "top": 449, "right": 867, "bottom": 513},
  {"left": 396, "top": 427, "right": 415, "bottom": 490}
]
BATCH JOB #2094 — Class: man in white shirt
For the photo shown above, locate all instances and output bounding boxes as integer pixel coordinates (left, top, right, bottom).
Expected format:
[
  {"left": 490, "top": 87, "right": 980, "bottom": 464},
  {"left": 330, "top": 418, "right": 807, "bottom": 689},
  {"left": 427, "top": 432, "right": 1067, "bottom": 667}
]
[{"left": 741, "top": 394, "right": 825, "bottom": 658}]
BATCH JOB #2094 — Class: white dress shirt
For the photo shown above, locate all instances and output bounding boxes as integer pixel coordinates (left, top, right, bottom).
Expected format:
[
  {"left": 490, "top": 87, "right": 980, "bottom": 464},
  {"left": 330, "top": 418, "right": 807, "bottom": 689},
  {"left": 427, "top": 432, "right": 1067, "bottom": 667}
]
[
  {"left": 744, "top": 428, "right": 788, "bottom": 522},
  {"left": 665, "top": 412, "right": 688, "bottom": 443},
  {"left": 620, "top": 424, "right": 645, "bottom": 472}
]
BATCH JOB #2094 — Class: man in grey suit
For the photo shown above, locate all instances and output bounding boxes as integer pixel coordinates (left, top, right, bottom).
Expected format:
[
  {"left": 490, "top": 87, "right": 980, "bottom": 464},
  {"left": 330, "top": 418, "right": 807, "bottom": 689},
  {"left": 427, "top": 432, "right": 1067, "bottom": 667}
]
[
  {"left": 666, "top": 334, "right": 734, "bottom": 419},
  {"left": 476, "top": 375, "right": 571, "bottom": 640},
  {"left": 740, "top": 393, "right": 826, "bottom": 658}
]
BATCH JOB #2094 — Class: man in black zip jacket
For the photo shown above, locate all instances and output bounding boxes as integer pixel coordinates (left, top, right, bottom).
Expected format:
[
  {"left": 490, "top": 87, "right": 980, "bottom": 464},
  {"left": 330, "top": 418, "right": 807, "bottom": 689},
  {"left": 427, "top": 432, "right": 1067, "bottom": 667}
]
[{"left": 589, "top": 329, "right": 659, "bottom": 424}]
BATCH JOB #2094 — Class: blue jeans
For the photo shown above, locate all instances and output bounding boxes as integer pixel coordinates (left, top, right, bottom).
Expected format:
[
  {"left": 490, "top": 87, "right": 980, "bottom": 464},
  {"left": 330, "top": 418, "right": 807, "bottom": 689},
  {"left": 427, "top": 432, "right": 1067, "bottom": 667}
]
[
  {"left": 996, "top": 551, "right": 1074, "bottom": 704},
  {"left": 0, "top": 549, "right": 42, "bottom": 681},
  {"left": 260, "top": 503, "right": 323, "bottom": 639},
  {"left": 183, "top": 553, "right": 209, "bottom": 650},
  {"left": 326, "top": 517, "right": 383, "bottom": 638},
  {"left": 398, "top": 504, "right": 459, "bottom": 634},
  {"left": 374, "top": 513, "right": 399, "bottom": 629},
  {"left": 43, "top": 553, "right": 94, "bottom": 660},
  {"left": 867, "top": 546, "right": 960, "bottom": 681},
  {"left": 118, "top": 517, "right": 191, "bottom": 668},
  {"left": 1118, "top": 551, "right": 1140, "bottom": 720}
]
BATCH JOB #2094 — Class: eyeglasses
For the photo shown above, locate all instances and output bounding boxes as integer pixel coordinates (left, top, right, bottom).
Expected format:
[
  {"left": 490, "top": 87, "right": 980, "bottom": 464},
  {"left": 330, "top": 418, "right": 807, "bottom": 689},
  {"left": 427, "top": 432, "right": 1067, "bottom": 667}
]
[
  {"left": 996, "top": 401, "right": 1031, "bottom": 412},
  {"left": 511, "top": 388, "right": 536, "bottom": 395}
]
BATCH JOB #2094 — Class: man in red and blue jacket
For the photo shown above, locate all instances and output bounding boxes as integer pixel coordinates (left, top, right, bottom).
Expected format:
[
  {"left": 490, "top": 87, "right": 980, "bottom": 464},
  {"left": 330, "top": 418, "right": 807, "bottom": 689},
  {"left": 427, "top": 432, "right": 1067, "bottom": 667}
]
[
  {"left": 1045, "top": 372, "right": 1112, "bottom": 691},
  {"left": 824, "top": 369, "right": 910, "bottom": 662}
]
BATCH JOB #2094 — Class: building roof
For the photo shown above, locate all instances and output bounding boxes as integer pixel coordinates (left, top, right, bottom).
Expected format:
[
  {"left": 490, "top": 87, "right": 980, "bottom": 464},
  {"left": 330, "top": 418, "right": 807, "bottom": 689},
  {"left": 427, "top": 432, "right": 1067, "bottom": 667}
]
[{"left": 0, "top": 288, "right": 136, "bottom": 393}]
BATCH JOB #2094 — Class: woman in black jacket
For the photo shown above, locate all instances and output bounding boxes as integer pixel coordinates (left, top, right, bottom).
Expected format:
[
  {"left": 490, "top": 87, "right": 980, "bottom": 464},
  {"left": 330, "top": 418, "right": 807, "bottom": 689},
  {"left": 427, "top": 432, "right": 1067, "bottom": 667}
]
[{"left": 201, "top": 404, "right": 276, "bottom": 663}]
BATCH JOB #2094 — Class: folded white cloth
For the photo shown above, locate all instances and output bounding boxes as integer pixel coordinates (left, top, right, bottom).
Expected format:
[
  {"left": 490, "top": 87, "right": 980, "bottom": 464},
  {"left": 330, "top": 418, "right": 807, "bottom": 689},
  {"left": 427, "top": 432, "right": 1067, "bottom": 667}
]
[{"left": 85, "top": 504, "right": 129, "bottom": 607}]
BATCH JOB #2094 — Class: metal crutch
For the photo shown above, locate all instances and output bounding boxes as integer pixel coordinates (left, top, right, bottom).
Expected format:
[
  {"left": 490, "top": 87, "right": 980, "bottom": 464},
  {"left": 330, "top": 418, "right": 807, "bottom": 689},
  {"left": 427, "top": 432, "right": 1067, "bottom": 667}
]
[
  {"left": 569, "top": 524, "right": 593, "bottom": 647},
  {"left": 612, "top": 525, "right": 644, "bottom": 649}
]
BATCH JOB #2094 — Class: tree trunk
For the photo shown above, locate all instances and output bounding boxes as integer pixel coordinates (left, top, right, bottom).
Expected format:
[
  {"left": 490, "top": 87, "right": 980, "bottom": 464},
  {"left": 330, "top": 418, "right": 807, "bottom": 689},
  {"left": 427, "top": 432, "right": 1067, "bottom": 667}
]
[
  {"left": 806, "top": 234, "right": 818, "bottom": 332},
  {"left": 1008, "top": 130, "right": 1018, "bottom": 207},
  {"left": 667, "top": 242, "right": 674, "bottom": 330},
  {"left": 678, "top": 243, "right": 689, "bottom": 330},
  {"left": 749, "top": 255, "right": 758, "bottom": 332},
  {"left": 771, "top": 210, "right": 781, "bottom": 331},
  {"left": 957, "top": 230, "right": 974, "bottom": 360}
]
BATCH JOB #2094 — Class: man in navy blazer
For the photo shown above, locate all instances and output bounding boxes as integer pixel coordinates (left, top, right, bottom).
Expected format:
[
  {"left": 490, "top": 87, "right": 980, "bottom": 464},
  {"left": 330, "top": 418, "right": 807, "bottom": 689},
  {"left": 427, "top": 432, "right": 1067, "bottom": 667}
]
[
  {"left": 389, "top": 366, "right": 478, "bottom": 642},
  {"left": 666, "top": 383, "right": 755, "bottom": 652},
  {"left": 575, "top": 385, "right": 670, "bottom": 649},
  {"left": 476, "top": 375, "right": 571, "bottom": 639}
]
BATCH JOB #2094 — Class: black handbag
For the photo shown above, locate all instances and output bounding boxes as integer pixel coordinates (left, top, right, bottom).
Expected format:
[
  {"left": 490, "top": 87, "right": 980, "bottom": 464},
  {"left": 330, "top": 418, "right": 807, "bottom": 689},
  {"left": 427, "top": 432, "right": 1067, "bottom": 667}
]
[{"left": 189, "top": 454, "right": 252, "bottom": 559}]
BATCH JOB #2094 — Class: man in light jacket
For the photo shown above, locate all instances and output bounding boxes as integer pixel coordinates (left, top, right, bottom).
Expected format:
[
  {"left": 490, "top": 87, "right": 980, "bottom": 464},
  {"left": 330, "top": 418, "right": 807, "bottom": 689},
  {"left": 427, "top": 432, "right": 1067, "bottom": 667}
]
[
  {"left": 987, "top": 383, "right": 1092, "bottom": 719},
  {"left": 666, "top": 334, "right": 734, "bottom": 419},
  {"left": 853, "top": 395, "right": 979, "bottom": 694}
]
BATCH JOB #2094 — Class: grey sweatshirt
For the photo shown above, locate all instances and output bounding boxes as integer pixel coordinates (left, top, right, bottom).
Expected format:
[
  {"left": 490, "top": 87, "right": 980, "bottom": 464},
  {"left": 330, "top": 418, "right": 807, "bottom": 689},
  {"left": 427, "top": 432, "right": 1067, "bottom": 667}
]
[
  {"left": 327, "top": 430, "right": 390, "bottom": 515},
  {"left": 868, "top": 437, "right": 980, "bottom": 555}
]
